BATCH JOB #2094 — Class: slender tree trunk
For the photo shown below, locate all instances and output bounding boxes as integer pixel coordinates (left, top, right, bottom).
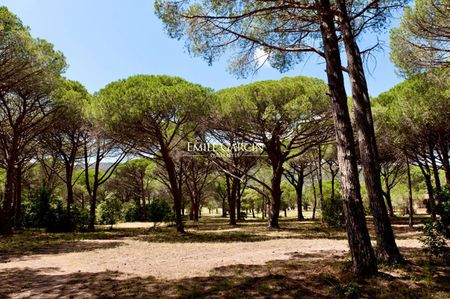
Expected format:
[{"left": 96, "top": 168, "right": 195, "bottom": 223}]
[
  {"left": 268, "top": 161, "right": 283, "bottom": 228},
  {"left": 88, "top": 147, "right": 101, "bottom": 231},
  {"left": 222, "top": 196, "right": 226, "bottom": 217},
  {"left": 296, "top": 171, "right": 305, "bottom": 221},
  {"left": 228, "top": 177, "right": 238, "bottom": 225},
  {"left": 331, "top": 172, "right": 336, "bottom": 201},
  {"left": 0, "top": 162, "right": 16, "bottom": 235},
  {"left": 194, "top": 199, "right": 199, "bottom": 222},
  {"left": 337, "top": 0, "right": 403, "bottom": 264},
  {"left": 384, "top": 189, "right": 394, "bottom": 218},
  {"left": 13, "top": 165, "right": 22, "bottom": 229},
  {"left": 428, "top": 141, "right": 442, "bottom": 193},
  {"left": 424, "top": 173, "right": 436, "bottom": 221},
  {"left": 236, "top": 181, "right": 241, "bottom": 221},
  {"left": 65, "top": 163, "right": 74, "bottom": 230},
  {"left": 312, "top": 173, "right": 317, "bottom": 220},
  {"left": 317, "top": 0, "right": 377, "bottom": 277},
  {"left": 438, "top": 137, "right": 450, "bottom": 186},
  {"left": 161, "top": 146, "right": 184, "bottom": 232},
  {"left": 418, "top": 161, "right": 436, "bottom": 221},
  {"left": 406, "top": 154, "right": 414, "bottom": 228},
  {"left": 383, "top": 175, "right": 394, "bottom": 217},
  {"left": 317, "top": 146, "right": 323, "bottom": 210}
]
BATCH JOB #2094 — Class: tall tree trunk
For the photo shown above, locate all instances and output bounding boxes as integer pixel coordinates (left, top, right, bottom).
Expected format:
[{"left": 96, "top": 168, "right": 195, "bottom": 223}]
[
  {"left": 418, "top": 160, "right": 436, "bottom": 221},
  {"left": 161, "top": 146, "right": 184, "bottom": 232},
  {"left": 312, "top": 172, "right": 317, "bottom": 220},
  {"left": 317, "top": 146, "right": 323, "bottom": 210},
  {"left": 13, "top": 165, "right": 23, "bottom": 229},
  {"left": 383, "top": 174, "right": 394, "bottom": 217},
  {"left": 268, "top": 161, "right": 283, "bottom": 228},
  {"left": 317, "top": 0, "right": 377, "bottom": 277},
  {"left": 296, "top": 171, "right": 305, "bottom": 221},
  {"left": 406, "top": 153, "right": 414, "bottom": 228},
  {"left": 331, "top": 172, "right": 336, "bottom": 201},
  {"left": 88, "top": 146, "right": 102, "bottom": 231},
  {"left": 384, "top": 188, "right": 394, "bottom": 218},
  {"left": 337, "top": 0, "right": 403, "bottom": 264},
  {"left": 428, "top": 141, "right": 442, "bottom": 193},
  {"left": 222, "top": 196, "right": 226, "bottom": 217},
  {"left": 228, "top": 176, "right": 238, "bottom": 225},
  {"left": 236, "top": 181, "right": 241, "bottom": 221},
  {"left": 438, "top": 137, "right": 450, "bottom": 186},
  {"left": 0, "top": 162, "right": 16, "bottom": 235},
  {"left": 65, "top": 164, "right": 74, "bottom": 230}
]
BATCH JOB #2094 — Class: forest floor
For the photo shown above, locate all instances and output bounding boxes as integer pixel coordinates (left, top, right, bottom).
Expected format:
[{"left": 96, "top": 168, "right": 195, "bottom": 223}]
[{"left": 0, "top": 215, "right": 449, "bottom": 298}]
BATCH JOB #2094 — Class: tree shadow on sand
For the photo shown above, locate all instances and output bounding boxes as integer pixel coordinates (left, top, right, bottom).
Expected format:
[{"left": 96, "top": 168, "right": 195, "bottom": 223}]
[
  {"left": 0, "top": 240, "right": 126, "bottom": 263},
  {"left": 0, "top": 248, "right": 447, "bottom": 298}
]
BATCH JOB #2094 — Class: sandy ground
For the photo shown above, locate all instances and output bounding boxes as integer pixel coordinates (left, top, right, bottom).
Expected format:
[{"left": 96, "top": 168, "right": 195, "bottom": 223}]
[{"left": 0, "top": 237, "right": 421, "bottom": 280}]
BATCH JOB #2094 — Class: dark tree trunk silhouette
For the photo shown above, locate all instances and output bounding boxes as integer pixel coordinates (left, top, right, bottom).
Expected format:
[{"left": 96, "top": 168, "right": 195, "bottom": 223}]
[
  {"left": 337, "top": 0, "right": 403, "bottom": 264},
  {"left": 317, "top": 0, "right": 378, "bottom": 277},
  {"left": 406, "top": 154, "right": 414, "bottom": 228}
]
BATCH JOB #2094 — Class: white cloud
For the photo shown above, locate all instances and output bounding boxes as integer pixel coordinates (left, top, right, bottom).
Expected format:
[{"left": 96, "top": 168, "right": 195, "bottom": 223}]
[{"left": 254, "top": 47, "right": 269, "bottom": 68}]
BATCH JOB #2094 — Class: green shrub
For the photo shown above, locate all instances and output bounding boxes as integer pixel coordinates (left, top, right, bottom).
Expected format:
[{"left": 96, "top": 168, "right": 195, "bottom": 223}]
[
  {"left": 121, "top": 202, "right": 143, "bottom": 222},
  {"left": 21, "top": 187, "right": 89, "bottom": 232},
  {"left": 419, "top": 220, "right": 449, "bottom": 258},
  {"left": 98, "top": 197, "right": 123, "bottom": 225},
  {"left": 322, "top": 195, "right": 344, "bottom": 228},
  {"left": 148, "top": 199, "right": 174, "bottom": 227},
  {"left": 436, "top": 189, "right": 450, "bottom": 238}
]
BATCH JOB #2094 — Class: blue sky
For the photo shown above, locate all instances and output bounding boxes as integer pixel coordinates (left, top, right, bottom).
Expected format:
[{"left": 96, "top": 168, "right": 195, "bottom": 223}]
[{"left": 0, "top": 0, "right": 404, "bottom": 96}]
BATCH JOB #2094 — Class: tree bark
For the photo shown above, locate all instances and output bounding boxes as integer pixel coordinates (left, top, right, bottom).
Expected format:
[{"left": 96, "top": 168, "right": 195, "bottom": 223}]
[
  {"left": 316, "top": 0, "right": 377, "bottom": 277},
  {"left": 312, "top": 172, "right": 317, "bottom": 220},
  {"left": 317, "top": 146, "right": 323, "bottom": 210},
  {"left": 13, "top": 165, "right": 23, "bottom": 229},
  {"left": 160, "top": 145, "right": 184, "bottom": 232},
  {"left": 383, "top": 176, "right": 394, "bottom": 217},
  {"left": 331, "top": 172, "right": 336, "bottom": 201},
  {"left": 428, "top": 141, "right": 442, "bottom": 194},
  {"left": 337, "top": 0, "right": 403, "bottom": 264},
  {"left": 65, "top": 164, "right": 74, "bottom": 230},
  {"left": 384, "top": 189, "right": 394, "bottom": 218},
  {"left": 438, "top": 137, "right": 450, "bottom": 186},
  {"left": 296, "top": 171, "right": 305, "bottom": 221},
  {"left": 0, "top": 162, "right": 16, "bottom": 235},
  {"left": 268, "top": 161, "right": 283, "bottom": 228},
  {"left": 222, "top": 195, "right": 226, "bottom": 217},
  {"left": 418, "top": 159, "right": 436, "bottom": 221},
  {"left": 228, "top": 176, "right": 238, "bottom": 225},
  {"left": 236, "top": 181, "right": 242, "bottom": 221},
  {"left": 406, "top": 154, "right": 414, "bottom": 228}
]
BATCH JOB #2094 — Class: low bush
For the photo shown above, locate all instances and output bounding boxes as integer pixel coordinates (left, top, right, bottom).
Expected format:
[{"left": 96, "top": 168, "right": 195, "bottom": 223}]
[
  {"left": 97, "top": 197, "right": 123, "bottom": 225},
  {"left": 419, "top": 220, "right": 449, "bottom": 259},
  {"left": 322, "top": 194, "right": 344, "bottom": 228}
]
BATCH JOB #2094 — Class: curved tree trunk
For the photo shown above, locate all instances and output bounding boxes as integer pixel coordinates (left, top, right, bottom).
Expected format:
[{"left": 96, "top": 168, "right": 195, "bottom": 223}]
[
  {"left": 438, "top": 137, "right": 450, "bottom": 186},
  {"left": 161, "top": 146, "right": 184, "bottom": 233},
  {"left": 428, "top": 141, "right": 442, "bottom": 194},
  {"left": 317, "top": 0, "right": 377, "bottom": 277},
  {"left": 384, "top": 189, "right": 394, "bottom": 218}
]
